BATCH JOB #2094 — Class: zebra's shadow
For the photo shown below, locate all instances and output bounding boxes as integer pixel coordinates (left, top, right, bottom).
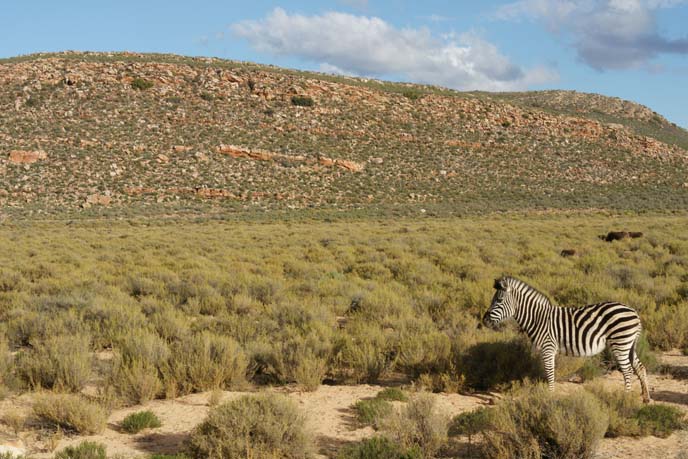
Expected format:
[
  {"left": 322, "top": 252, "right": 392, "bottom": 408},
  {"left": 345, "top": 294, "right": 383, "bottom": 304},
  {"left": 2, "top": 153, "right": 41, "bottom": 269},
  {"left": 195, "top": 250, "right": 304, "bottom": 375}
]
[{"left": 651, "top": 390, "right": 688, "bottom": 406}]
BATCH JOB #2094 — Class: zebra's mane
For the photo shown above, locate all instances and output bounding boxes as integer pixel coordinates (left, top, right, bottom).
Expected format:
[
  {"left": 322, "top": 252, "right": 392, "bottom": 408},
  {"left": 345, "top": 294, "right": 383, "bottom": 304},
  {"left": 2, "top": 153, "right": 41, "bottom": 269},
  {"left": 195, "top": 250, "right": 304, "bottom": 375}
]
[{"left": 499, "top": 276, "right": 555, "bottom": 307}]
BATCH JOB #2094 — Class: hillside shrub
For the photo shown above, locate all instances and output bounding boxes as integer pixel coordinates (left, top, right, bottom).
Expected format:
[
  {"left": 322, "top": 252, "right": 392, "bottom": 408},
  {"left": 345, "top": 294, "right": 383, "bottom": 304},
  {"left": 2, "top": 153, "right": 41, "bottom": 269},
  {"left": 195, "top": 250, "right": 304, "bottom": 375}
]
[
  {"left": 121, "top": 410, "right": 162, "bottom": 433},
  {"left": 401, "top": 89, "right": 423, "bottom": 100},
  {"left": 15, "top": 334, "right": 91, "bottom": 392},
  {"left": 131, "top": 78, "right": 154, "bottom": 90},
  {"left": 33, "top": 393, "right": 107, "bottom": 434},
  {"left": 54, "top": 441, "right": 107, "bottom": 459},
  {"left": 337, "top": 437, "right": 421, "bottom": 459},
  {"left": 187, "top": 393, "right": 312, "bottom": 459},
  {"left": 482, "top": 384, "right": 608, "bottom": 459},
  {"left": 291, "top": 95, "right": 314, "bottom": 107}
]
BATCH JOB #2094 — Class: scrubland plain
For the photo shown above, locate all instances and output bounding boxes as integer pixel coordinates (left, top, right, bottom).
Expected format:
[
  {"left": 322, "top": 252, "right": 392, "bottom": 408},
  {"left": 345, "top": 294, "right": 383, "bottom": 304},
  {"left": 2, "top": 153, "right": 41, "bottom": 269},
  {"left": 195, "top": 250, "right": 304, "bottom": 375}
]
[{"left": 1, "top": 213, "right": 687, "bottom": 457}]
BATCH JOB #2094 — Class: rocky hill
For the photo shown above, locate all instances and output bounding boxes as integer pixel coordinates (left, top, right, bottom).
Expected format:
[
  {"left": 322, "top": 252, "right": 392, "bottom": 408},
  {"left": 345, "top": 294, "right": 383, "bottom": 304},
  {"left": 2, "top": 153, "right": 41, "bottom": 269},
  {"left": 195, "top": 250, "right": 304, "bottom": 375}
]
[{"left": 1, "top": 52, "right": 687, "bottom": 219}]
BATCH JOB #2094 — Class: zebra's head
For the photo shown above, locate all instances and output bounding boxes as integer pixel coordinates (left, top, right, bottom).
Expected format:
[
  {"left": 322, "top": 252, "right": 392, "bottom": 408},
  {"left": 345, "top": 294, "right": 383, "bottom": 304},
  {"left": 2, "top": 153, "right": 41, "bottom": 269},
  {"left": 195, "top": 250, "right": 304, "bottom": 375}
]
[{"left": 482, "top": 277, "right": 517, "bottom": 327}]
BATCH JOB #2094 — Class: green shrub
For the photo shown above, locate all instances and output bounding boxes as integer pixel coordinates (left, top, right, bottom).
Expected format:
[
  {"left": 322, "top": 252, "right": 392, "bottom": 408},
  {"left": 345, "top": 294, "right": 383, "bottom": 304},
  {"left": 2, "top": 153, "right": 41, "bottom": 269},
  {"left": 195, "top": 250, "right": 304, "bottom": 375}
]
[
  {"left": 337, "top": 437, "right": 421, "bottom": 459},
  {"left": 376, "top": 387, "right": 408, "bottom": 402},
  {"left": 0, "top": 452, "right": 26, "bottom": 459},
  {"left": 380, "top": 393, "right": 449, "bottom": 458},
  {"left": 54, "top": 441, "right": 106, "bottom": 459},
  {"left": 482, "top": 383, "right": 608, "bottom": 459},
  {"left": 333, "top": 322, "right": 397, "bottom": 383},
  {"left": 585, "top": 383, "right": 643, "bottom": 437},
  {"left": 108, "top": 329, "right": 169, "bottom": 404},
  {"left": 0, "top": 334, "right": 11, "bottom": 387},
  {"left": 108, "top": 358, "right": 163, "bottom": 405},
  {"left": 401, "top": 89, "right": 423, "bottom": 100},
  {"left": 166, "top": 332, "right": 248, "bottom": 394},
  {"left": 449, "top": 407, "right": 492, "bottom": 457},
  {"left": 449, "top": 406, "right": 492, "bottom": 439},
  {"left": 121, "top": 410, "right": 162, "bottom": 433},
  {"left": 187, "top": 393, "right": 312, "bottom": 459},
  {"left": 15, "top": 334, "right": 91, "bottom": 392},
  {"left": 131, "top": 78, "right": 154, "bottom": 90},
  {"left": 635, "top": 404, "right": 686, "bottom": 438},
  {"left": 577, "top": 357, "right": 606, "bottom": 382},
  {"left": 291, "top": 95, "right": 314, "bottom": 107},
  {"left": 33, "top": 393, "right": 107, "bottom": 434},
  {"left": 396, "top": 328, "right": 450, "bottom": 378},
  {"left": 353, "top": 398, "right": 393, "bottom": 428},
  {"left": 458, "top": 336, "right": 543, "bottom": 390},
  {"left": 291, "top": 350, "right": 327, "bottom": 391}
]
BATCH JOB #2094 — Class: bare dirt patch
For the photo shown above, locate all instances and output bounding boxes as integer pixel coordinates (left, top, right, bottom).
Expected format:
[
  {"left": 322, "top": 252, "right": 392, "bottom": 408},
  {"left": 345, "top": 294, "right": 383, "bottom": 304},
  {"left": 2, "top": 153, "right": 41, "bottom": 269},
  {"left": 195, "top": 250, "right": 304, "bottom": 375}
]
[{"left": 2, "top": 352, "right": 687, "bottom": 458}]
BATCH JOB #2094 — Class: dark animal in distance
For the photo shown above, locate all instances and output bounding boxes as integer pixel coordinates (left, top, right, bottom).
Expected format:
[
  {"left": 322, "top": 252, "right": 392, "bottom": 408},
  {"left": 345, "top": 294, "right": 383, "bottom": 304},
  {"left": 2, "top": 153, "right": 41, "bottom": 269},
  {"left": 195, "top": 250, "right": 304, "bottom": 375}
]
[
  {"left": 600, "top": 231, "right": 644, "bottom": 242},
  {"left": 560, "top": 249, "right": 576, "bottom": 257},
  {"left": 483, "top": 276, "right": 651, "bottom": 403}
]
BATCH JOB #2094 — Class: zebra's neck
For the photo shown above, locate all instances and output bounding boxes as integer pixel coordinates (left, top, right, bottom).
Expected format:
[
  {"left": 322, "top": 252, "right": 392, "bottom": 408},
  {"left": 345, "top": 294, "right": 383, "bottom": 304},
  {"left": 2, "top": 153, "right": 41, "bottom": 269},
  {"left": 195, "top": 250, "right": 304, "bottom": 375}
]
[{"left": 512, "top": 287, "right": 555, "bottom": 339}]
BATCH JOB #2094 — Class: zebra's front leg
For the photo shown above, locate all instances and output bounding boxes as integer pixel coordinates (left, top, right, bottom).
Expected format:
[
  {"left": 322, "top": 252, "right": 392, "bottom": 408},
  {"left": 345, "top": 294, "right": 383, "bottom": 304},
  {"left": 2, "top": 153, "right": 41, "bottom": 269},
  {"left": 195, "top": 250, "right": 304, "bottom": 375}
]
[{"left": 542, "top": 348, "right": 556, "bottom": 391}]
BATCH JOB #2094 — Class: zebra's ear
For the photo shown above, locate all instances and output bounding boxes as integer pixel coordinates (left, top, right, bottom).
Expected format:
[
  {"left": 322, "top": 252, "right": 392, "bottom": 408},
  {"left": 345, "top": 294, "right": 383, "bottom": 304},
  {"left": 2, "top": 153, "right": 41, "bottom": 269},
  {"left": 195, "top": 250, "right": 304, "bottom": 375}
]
[{"left": 494, "top": 277, "right": 509, "bottom": 290}]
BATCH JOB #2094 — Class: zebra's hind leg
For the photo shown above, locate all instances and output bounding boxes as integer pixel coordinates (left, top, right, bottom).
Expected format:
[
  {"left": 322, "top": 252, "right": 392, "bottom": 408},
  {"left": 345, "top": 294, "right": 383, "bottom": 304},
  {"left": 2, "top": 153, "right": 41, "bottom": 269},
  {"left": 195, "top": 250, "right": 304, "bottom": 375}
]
[
  {"left": 611, "top": 345, "right": 635, "bottom": 393},
  {"left": 631, "top": 357, "right": 651, "bottom": 403},
  {"left": 629, "top": 335, "right": 652, "bottom": 403}
]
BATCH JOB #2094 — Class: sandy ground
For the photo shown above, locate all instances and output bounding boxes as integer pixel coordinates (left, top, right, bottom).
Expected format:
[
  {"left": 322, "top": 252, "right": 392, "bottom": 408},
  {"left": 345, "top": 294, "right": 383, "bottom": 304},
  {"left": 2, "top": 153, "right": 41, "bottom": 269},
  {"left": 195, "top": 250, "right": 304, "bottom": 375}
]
[{"left": 1, "top": 352, "right": 687, "bottom": 458}]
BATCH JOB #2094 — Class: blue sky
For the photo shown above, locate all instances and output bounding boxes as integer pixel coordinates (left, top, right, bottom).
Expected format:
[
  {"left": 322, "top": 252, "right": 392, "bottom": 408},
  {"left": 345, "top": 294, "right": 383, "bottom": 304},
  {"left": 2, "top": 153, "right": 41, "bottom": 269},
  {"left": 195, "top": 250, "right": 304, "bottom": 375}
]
[{"left": 2, "top": 1, "right": 687, "bottom": 127}]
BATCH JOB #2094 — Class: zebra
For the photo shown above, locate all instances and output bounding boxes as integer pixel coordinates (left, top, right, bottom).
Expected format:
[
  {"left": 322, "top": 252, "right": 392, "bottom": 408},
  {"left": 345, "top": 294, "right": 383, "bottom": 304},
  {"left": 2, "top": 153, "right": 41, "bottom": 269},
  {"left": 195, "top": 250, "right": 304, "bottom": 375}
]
[{"left": 482, "top": 276, "right": 651, "bottom": 403}]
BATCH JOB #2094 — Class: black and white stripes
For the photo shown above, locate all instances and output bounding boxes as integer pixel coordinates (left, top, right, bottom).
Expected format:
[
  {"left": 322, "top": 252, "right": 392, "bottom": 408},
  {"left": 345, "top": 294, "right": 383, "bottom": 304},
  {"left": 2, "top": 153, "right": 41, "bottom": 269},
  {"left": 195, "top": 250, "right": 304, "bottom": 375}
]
[{"left": 482, "top": 276, "right": 651, "bottom": 403}]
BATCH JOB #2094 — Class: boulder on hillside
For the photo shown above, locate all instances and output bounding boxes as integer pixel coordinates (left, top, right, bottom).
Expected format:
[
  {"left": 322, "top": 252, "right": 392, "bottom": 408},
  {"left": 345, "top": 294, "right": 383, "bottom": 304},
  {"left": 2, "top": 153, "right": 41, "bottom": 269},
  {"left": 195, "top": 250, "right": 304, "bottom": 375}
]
[{"left": 8, "top": 150, "right": 47, "bottom": 164}]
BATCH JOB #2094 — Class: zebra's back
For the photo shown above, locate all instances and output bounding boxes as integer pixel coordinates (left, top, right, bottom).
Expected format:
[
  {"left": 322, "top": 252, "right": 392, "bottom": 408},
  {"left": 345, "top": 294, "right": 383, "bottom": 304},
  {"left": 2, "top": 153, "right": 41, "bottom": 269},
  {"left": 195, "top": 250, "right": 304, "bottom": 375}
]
[{"left": 555, "top": 302, "right": 641, "bottom": 357}]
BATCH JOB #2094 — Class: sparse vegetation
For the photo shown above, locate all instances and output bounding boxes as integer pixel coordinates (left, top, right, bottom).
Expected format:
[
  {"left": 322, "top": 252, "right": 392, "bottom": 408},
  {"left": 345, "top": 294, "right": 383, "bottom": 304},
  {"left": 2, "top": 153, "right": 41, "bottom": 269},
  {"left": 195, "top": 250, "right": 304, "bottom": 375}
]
[{"left": 2, "top": 53, "right": 687, "bottom": 219}]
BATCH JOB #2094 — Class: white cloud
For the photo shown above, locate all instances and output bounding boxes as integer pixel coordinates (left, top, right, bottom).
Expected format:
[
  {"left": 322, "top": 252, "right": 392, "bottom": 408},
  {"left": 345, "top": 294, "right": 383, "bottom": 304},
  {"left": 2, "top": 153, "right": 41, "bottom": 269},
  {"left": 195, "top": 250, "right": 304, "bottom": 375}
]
[
  {"left": 423, "top": 14, "right": 454, "bottom": 22},
  {"left": 231, "top": 8, "right": 557, "bottom": 91},
  {"left": 495, "top": 0, "right": 688, "bottom": 70}
]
